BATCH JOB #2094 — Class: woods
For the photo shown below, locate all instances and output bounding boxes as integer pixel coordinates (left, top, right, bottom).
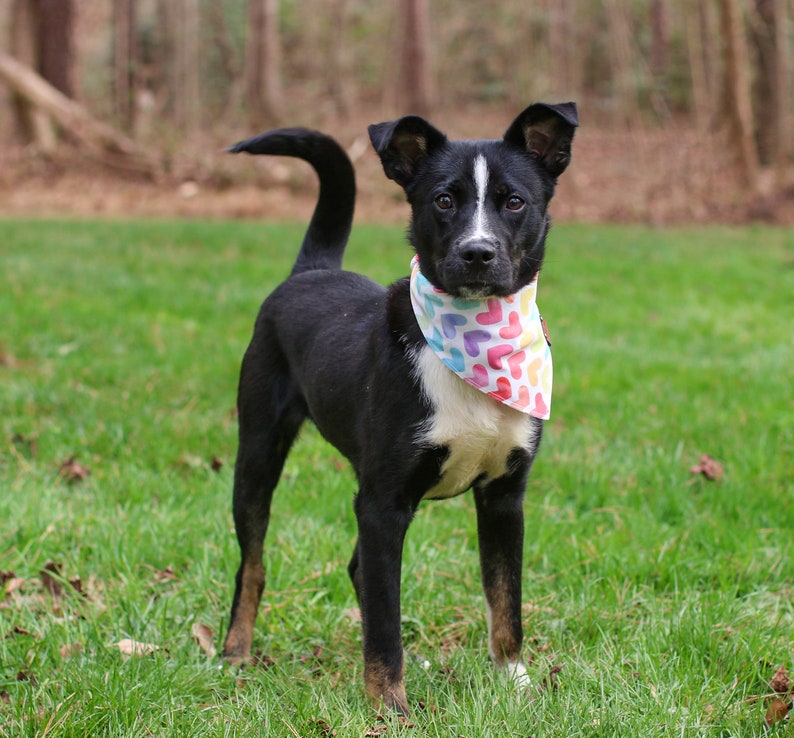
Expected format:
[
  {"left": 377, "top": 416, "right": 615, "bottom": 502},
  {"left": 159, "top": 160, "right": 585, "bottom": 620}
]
[{"left": 0, "top": 0, "right": 792, "bottom": 209}]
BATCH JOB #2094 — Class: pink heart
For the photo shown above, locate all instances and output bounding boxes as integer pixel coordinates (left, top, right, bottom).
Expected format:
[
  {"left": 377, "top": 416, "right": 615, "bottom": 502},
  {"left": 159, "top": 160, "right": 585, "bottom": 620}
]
[
  {"left": 507, "top": 350, "right": 526, "bottom": 379},
  {"left": 499, "top": 310, "right": 522, "bottom": 339},
  {"left": 470, "top": 364, "right": 489, "bottom": 388},
  {"left": 532, "top": 392, "right": 548, "bottom": 417},
  {"left": 487, "top": 344, "right": 513, "bottom": 370},
  {"left": 514, "top": 386, "right": 530, "bottom": 410},
  {"left": 476, "top": 299, "right": 503, "bottom": 325}
]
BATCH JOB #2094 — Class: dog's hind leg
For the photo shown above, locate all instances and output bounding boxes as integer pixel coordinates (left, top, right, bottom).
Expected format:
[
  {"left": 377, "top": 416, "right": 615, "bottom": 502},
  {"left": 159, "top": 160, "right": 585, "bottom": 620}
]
[
  {"left": 473, "top": 455, "right": 531, "bottom": 688},
  {"left": 222, "top": 350, "right": 306, "bottom": 662}
]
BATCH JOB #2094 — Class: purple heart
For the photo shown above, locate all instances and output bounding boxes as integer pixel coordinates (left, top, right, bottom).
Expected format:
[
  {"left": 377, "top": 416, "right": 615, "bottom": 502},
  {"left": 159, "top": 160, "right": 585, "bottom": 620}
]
[
  {"left": 463, "top": 329, "right": 491, "bottom": 357},
  {"left": 441, "top": 312, "right": 467, "bottom": 339}
]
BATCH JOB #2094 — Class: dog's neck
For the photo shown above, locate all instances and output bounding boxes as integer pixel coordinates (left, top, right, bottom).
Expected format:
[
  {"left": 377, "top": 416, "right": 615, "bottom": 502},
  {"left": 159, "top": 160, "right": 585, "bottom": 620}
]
[{"left": 409, "top": 256, "right": 552, "bottom": 418}]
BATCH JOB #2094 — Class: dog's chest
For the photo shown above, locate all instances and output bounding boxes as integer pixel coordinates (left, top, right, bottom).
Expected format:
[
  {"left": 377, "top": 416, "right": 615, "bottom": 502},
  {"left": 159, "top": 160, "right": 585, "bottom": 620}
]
[{"left": 412, "top": 346, "right": 537, "bottom": 499}]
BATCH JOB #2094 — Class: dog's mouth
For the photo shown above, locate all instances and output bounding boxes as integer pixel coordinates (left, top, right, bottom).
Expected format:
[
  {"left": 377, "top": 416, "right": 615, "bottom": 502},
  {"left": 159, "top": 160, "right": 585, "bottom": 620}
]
[{"left": 436, "top": 264, "right": 517, "bottom": 299}]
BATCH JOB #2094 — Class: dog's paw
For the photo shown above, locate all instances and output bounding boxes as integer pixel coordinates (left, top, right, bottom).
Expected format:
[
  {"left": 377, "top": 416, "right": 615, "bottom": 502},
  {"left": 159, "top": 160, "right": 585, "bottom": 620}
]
[{"left": 507, "top": 660, "right": 532, "bottom": 691}]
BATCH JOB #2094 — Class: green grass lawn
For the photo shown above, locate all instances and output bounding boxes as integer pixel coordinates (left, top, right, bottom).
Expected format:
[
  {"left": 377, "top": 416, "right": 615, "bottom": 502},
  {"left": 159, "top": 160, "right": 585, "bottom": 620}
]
[{"left": 1, "top": 218, "right": 792, "bottom": 737}]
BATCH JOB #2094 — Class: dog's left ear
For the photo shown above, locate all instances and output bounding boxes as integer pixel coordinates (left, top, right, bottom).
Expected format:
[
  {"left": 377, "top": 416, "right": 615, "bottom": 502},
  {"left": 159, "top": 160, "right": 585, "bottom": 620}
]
[
  {"left": 504, "top": 102, "right": 579, "bottom": 178},
  {"left": 368, "top": 116, "right": 447, "bottom": 187}
]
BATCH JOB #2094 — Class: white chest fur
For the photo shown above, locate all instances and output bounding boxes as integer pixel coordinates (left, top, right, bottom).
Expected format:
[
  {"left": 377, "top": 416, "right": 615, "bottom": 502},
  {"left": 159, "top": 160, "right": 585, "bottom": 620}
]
[{"left": 412, "top": 345, "right": 538, "bottom": 499}]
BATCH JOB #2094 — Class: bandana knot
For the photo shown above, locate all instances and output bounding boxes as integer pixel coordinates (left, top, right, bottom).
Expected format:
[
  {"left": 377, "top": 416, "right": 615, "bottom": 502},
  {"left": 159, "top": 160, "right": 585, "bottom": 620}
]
[{"left": 409, "top": 256, "right": 552, "bottom": 419}]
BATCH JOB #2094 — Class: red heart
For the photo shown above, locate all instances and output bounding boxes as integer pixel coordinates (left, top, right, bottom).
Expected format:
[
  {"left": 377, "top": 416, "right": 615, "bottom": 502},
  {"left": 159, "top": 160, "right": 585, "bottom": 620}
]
[{"left": 494, "top": 377, "right": 513, "bottom": 400}]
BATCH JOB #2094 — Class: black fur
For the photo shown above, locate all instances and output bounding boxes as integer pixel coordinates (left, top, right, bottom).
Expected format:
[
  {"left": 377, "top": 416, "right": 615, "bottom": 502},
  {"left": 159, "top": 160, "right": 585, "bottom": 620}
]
[{"left": 221, "top": 103, "right": 578, "bottom": 715}]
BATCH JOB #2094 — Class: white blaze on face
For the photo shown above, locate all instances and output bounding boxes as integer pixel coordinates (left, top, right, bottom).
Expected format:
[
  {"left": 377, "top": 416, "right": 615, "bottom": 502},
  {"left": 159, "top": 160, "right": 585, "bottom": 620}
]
[{"left": 465, "top": 153, "right": 492, "bottom": 243}]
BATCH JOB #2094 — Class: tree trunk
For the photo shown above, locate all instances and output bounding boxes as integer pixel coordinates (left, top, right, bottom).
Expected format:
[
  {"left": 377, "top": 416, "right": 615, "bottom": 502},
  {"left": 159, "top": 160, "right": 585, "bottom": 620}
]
[
  {"left": 547, "top": 0, "right": 575, "bottom": 96},
  {"left": 398, "top": 0, "right": 433, "bottom": 116},
  {"left": 749, "top": 0, "right": 790, "bottom": 164},
  {"left": 246, "top": 0, "right": 283, "bottom": 128},
  {"left": 604, "top": 0, "right": 640, "bottom": 126},
  {"left": 718, "top": 0, "right": 759, "bottom": 186},
  {"left": 326, "top": 0, "right": 353, "bottom": 118},
  {"left": 175, "top": 0, "right": 201, "bottom": 131},
  {"left": 9, "top": 0, "right": 76, "bottom": 149},
  {"left": 113, "top": 0, "right": 136, "bottom": 132},
  {"left": 648, "top": 0, "right": 671, "bottom": 118}
]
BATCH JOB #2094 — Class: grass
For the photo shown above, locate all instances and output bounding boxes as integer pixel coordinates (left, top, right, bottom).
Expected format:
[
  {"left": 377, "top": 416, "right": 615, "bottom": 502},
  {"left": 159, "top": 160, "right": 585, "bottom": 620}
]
[{"left": 0, "top": 217, "right": 793, "bottom": 737}]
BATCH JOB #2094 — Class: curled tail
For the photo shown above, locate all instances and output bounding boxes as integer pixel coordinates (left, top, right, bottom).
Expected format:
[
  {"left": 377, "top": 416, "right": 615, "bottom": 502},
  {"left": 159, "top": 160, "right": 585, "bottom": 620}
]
[{"left": 227, "top": 128, "right": 356, "bottom": 275}]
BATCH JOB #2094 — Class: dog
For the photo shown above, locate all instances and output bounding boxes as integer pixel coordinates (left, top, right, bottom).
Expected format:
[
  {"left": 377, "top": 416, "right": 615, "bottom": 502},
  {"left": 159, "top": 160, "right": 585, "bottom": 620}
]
[{"left": 221, "top": 102, "right": 578, "bottom": 715}]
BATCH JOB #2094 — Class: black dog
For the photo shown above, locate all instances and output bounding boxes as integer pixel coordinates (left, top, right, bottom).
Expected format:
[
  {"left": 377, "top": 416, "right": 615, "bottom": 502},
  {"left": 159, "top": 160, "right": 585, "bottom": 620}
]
[{"left": 222, "top": 103, "right": 578, "bottom": 715}]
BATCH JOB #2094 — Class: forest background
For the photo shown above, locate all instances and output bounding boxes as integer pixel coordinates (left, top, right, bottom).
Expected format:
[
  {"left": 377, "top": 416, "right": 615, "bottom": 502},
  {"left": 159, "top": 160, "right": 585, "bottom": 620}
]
[{"left": 0, "top": 0, "right": 792, "bottom": 225}]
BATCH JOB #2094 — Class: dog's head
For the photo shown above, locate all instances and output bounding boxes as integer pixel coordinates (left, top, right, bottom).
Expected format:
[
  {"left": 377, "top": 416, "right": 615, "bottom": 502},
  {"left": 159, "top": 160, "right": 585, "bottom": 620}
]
[{"left": 369, "top": 103, "right": 578, "bottom": 298}]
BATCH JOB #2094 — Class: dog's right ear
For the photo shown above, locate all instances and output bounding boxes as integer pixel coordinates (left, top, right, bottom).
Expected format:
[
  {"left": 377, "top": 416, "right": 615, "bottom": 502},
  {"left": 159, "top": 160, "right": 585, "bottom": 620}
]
[{"left": 368, "top": 116, "right": 447, "bottom": 187}]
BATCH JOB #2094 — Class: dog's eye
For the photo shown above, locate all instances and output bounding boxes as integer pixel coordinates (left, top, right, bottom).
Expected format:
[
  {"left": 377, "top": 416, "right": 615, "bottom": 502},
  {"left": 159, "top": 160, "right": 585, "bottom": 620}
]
[
  {"left": 506, "top": 196, "right": 525, "bottom": 212},
  {"left": 435, "top": 194, "right": 454, "bottom": 210}
]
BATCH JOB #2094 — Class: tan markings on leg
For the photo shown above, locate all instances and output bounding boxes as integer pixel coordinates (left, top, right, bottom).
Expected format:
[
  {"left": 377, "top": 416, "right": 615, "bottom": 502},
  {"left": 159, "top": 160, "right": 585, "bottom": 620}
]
[
  {"left": 364, "top": 661, "right": 410, "bottom": 717},
  {"left": 222, "top": 560, "right": 265, "bottom": 662},
  {"left": 483, "top": 579, "right": 522, "bottom": 668}
]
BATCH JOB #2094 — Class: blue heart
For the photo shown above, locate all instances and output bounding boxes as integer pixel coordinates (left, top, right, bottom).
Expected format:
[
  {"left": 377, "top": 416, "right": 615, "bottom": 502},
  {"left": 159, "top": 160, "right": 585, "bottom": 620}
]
[
  {"left": 427, "top": 327, "right": 444, "bottom": 352},
  {"left": 441, "top": 312, "right": 467, "bottom": 338},
  {"left": 442, "top": 347, "right": 465, "bottom": 373},
  {"left": 424, "top": 293, "right": 443, "bottom": 318}
]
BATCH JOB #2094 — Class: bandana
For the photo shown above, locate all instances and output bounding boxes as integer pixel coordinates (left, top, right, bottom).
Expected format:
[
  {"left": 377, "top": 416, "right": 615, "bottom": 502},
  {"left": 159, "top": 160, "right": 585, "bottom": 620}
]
[{"left": 409, "top": 256, "right": 552, "bottom": 419}]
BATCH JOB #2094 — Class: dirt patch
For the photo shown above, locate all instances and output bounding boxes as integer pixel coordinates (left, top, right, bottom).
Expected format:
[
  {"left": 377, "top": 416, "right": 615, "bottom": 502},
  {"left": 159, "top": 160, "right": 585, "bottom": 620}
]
[{"left": 1, "top": 110, "right": 791, "bottom": 226}]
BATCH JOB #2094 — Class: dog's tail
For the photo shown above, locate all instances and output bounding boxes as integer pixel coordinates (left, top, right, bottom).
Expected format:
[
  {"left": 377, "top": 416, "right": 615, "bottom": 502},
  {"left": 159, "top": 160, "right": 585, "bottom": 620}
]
[{"left": 227, "top": 128, "right": 355, "bottom": 275}]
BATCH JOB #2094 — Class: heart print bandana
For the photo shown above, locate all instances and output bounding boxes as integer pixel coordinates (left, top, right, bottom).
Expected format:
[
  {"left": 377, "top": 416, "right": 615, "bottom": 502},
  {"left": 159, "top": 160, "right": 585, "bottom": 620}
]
[{"left": 409, "top": 256, "right": 552, "bottom": 419}]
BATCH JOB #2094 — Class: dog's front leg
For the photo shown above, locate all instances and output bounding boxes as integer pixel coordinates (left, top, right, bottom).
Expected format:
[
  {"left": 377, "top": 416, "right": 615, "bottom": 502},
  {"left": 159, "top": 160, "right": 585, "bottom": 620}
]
[
  {"left": 473, "top": 455, "right": 531, "bottom": 688},
  {"left": 353, "top": 488, "right": 414, "bottom": 716}
]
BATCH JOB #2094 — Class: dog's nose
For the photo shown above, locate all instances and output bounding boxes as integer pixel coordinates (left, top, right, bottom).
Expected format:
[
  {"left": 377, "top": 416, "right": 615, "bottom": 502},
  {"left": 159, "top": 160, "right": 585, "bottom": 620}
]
[{"left": 459, "top": 241, "right": 496, "bottom": 266}]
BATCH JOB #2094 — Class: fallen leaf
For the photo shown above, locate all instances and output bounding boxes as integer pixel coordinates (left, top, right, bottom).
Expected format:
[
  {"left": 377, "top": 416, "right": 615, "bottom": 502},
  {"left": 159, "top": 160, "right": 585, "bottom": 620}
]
[
  {"left": 57, "top": 455, "right": 90, "bottom": 484},
  {"left": 251, "top": 650, "right": 276, "bottom": 670},
  {"left": 11, "top": 433, "right": 38, "bottom": 457},
  {"left": 154, "top": 565, "right": 177, "bottom": 583},
  {"left": 537, "top": 663, "right": 564, "bottom": 693},
  {"left": 689, "top": 454, "right": 724, "bottom": 482},
  {"left": 765, "top": 697, "right": 791, "bottom": 727},
  {"left": 5, "top": 626, "right": 33, "bottom": 638},
  {"left": 770, "top": 665, "right": 791, "bottom": 695},
  {"left": 0, "top": 571, "right": 15, "bottom": 586},
  {"left": 0, "top": 690, "right": 9, "bottom": 704},
  {"left": 313, "top": 718, "right": 337, "bottom": 736},
  {"left": 41, "top": 562, "right": 64, "bottom": 599},
  {"left": 59, "top": 642, "right": 83, "bottom": 659},
  {"left": 115, "top": 638, "right": 160, "bottom": 657},
  {"left": 210, "top": 456, "right": 224, "bottom": 472},
  {"left": 190, "top": 623, "right": 217, "bottom": 657}
]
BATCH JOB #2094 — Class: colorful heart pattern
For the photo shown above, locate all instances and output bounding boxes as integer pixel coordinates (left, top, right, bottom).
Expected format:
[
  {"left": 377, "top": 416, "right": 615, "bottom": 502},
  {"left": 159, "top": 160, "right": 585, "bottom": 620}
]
[{"left": 409, "top": 256, "right": 552, "bottom": 419}]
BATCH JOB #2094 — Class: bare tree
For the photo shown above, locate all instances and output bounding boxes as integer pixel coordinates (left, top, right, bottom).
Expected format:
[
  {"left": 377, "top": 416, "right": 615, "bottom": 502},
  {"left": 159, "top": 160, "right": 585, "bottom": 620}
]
[
  {"left": 718, "top": 0, "right": 759, "bottom": 186},
  {"left": 9, "top": 0, "right": 75, "bottom": 148},
  {"left": 246, "top": 0, "right": 283, "bottom": 127},
  {"left": 398, "top": 0, "right": 433, "bottom": 116},
  {"left": 749, "top": 0, "right": 791, "bottom": 163},
  {"left": 649, "top": 0, "right": 671, "bottom": 118},
  {"left": 113, "top": 0, "right": 137, "bottom": 131}
]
